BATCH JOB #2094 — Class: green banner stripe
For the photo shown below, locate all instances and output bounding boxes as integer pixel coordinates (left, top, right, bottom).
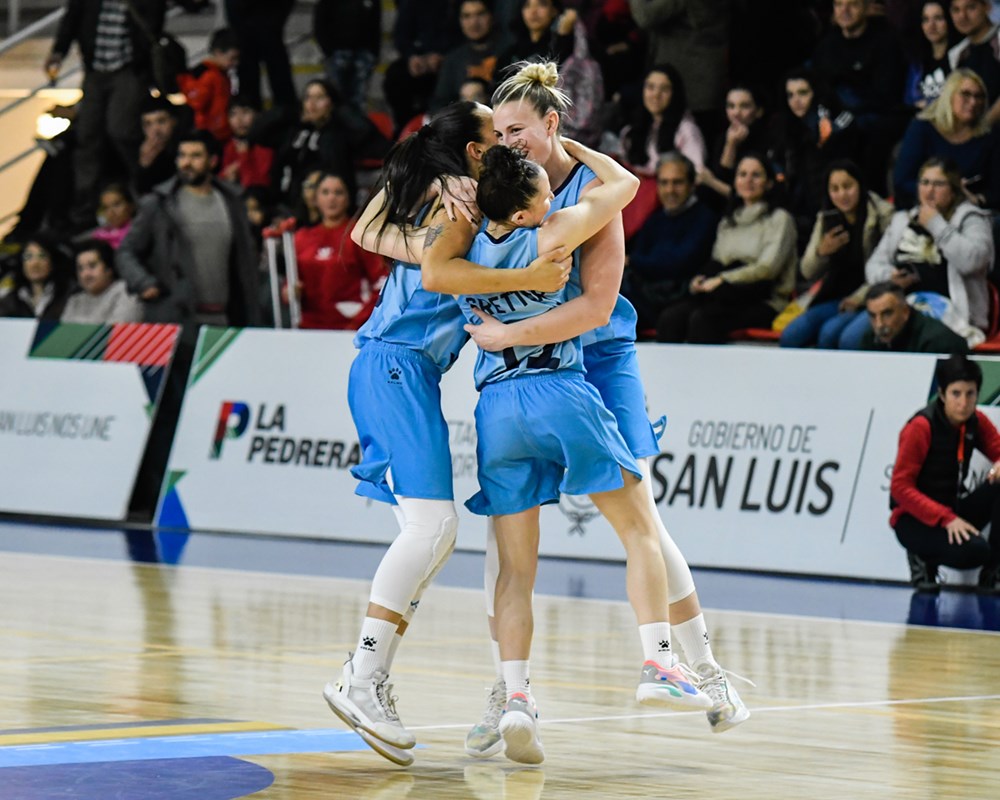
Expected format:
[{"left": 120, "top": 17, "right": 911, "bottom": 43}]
[
  {"left": 976, "top": 358, "right": 1000, "bottom": 405},
  {"left": 30, "top": 323, "right": 106, "bottom": 359},
  {"left": 71, "top": 326, "right": 113, "bottom": 361},
  {"left": 190, "top": 327, "right": 241, "bottom": 387}
]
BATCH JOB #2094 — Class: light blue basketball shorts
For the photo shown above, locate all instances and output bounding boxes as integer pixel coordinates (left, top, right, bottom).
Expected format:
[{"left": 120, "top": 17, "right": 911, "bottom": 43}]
[
  {"left": 466, "top": 371, "right": 642, "bottom": 516},
  {"left": 348, "top": 341, "right": 453, "bottom": 505}
]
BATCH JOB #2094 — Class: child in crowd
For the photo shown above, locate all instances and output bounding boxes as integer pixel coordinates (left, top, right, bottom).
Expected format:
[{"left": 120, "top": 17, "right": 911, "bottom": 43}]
[
  {"left": 178, "top": 28, "right": 241, "bottom": 143},
  {"left": 220, "top": 96, "right": 275, "bottom": 189},
  {"left": 88, "top": 184, "right": 136, "bottom": 251}
]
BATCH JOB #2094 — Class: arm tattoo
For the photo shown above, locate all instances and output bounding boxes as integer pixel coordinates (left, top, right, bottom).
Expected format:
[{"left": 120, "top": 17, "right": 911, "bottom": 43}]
[{"left": 424, "top": 223, "right": 445, "bottom": 250}]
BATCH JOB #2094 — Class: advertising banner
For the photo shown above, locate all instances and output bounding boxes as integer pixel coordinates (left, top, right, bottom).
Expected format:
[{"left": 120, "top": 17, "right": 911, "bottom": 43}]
[
  {"left": 156, "top": 328, "right": 997, "bottom": 581},
  {"left": 156, "top": 327, "right": 402, "bottom": 540},
  {"left": 0, "top": 319, "right": 179, "bottom": 520}
]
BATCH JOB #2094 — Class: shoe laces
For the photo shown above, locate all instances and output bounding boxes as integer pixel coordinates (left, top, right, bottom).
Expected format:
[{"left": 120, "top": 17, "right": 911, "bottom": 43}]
[
  {"left": 372, "top": 670, "right": 401, "bottom": 722},
  {"left": 668, "top": 661, "right": 703, "bottom": 685},
  {"left": 697, "top": 665, "right": 755, "bottom": 705},
  {"left": 482, "top": 679, "right": 506, "bottom": 728}
]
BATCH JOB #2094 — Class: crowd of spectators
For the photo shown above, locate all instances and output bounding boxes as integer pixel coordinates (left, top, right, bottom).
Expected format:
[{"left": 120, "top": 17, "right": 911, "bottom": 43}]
[
  {"left": 0, "top": 0, "right": 392, "bottom": 335},
  {"left": 5, "top": 0, "right": 1000, "bottom": 354}
]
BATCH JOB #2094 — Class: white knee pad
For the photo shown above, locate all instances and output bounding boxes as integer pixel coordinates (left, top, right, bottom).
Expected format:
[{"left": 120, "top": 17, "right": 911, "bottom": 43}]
[
  {"left": 369, "top": 498, "right": 458, "bottom": 614},
  {"left": 659, "top": 524, "right": 695, "bottom": 603},
  {"left": 638, "top": 458, "right": 695, "bottom": 603}
]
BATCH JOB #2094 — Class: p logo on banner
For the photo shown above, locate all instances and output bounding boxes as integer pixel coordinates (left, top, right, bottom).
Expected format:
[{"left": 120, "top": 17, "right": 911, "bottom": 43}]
[{"left": 211, "top": 401, "right": 250, "bottom": 458}]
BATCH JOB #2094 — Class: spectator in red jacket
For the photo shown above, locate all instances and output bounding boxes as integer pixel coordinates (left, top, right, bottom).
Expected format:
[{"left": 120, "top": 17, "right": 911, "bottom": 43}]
[
  {"left": 289, "top": 170, "right": 387, "bottom": 329},
  {"left": 177, "top": 28, "right": 240, "bottom": 143},
  {"left": 890, "top": 354, "right": 1000, "bottom": 593},
  {"left": 220, "top": 96, "right": 274, "bottom": 189}
]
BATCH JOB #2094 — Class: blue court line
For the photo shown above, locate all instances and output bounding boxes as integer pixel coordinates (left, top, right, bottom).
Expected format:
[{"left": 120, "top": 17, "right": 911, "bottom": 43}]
[{"left": 0, "top": 729, "right": 383, "bottom": 768}]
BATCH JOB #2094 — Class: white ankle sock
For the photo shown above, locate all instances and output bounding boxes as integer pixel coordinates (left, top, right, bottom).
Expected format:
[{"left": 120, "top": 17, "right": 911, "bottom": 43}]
[
  {"left": 502, "top": 660, "right": 531, "bottom": 699},
  {"left": 638, "top": 621, "right": 673, "bottom": 665},
  {"left": 673, "top": 615, "right": 718, "bottom": 671},
  {"left": 384, "top": 631, "right": 404, "bottom": 672},
  {"left": 351, "top": 618, "right": 398, "bottom": 679},
  {"left": 490, "top": 639, "right": 503, "bottom": 680}
]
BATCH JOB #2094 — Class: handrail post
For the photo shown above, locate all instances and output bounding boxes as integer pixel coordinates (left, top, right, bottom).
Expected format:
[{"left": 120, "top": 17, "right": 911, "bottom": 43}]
[{"left": 8, "top": 1, "right": 20, "bottom": 38}]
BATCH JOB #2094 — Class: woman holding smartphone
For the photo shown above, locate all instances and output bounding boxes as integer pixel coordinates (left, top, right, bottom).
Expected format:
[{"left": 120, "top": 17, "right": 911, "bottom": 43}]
[{"left": 780, "top": 160, "right": 894, "bottom": 349}]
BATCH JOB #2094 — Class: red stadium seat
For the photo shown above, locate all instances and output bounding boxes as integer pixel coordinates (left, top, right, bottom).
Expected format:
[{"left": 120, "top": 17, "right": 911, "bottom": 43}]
[
  {"left": 621, "top": 175, "right": 658, "bottom": 242},
  {"left": 397, "top": 113, "right": 428, "bottom": 141},
  {"left": 973, "top": 283, "right": 1000, "bottom": 352},
  {"left": 729, "top": 327, "right": 781, "bottom": 344}
]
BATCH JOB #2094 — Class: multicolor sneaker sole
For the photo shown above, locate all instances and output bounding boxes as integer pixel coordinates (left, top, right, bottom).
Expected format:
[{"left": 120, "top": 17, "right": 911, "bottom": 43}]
[
  {"left": 465, "top": 678, "right": 506, "bottom": 758},
  {"left": 635, "top": 660, "right": 712, "bottom": 710}
]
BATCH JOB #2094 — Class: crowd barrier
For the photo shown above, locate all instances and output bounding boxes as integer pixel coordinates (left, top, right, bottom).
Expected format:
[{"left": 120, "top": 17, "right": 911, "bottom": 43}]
[
  {"left": 5, "top": 320, "right": 998, "bottom": 582},
  {"left": 144, "top": 326, "right": 998, "bottom": 583},
  {"left": 0, "top": 319, "right": 178, "bottom": 519}
]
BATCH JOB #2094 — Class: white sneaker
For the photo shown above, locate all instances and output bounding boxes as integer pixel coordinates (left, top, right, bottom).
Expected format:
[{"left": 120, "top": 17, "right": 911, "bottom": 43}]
[
  {"left": 635, "top": 659, "right": 713, "bottom": 710},
  {"left": 354, "top": 725, "right": 415, "bottom": 767},
  {"left": 324, "top": 657, "right": 415, "bottom": 750},
  {"left": 464, "top": 678, "right": 506, "bottom": 758},
  {"left": 499, "top": 693, "right": 544, "bottom": 765},
  {"left": 695, "top": 662, "right": 753, "bottom": 733}
]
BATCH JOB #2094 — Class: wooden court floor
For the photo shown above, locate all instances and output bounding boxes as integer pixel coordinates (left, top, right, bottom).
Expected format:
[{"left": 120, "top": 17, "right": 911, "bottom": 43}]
[{"left": 1, "top": 551, "right": 999, "bottom": 799}]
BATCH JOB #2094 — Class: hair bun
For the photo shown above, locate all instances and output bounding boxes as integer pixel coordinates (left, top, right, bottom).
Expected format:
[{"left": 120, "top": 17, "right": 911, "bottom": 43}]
[
  {"left": 482, "top": 144, "right": 523, "bottom": 172},
  {"left": 520, "top": 61, "right": 559, "bottom": 89}
]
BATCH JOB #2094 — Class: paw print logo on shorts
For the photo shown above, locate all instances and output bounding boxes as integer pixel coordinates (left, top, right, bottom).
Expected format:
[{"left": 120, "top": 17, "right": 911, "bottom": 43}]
[{"left": 388, "top": 366, "right": 402, "bottom": 384}]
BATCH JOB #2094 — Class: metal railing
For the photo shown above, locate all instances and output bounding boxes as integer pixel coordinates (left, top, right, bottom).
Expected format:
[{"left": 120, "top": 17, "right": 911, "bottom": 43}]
[
  {"left": 0, "top": 6, "right": 316, "bottom": 229},
  {"left": 0, "top": 5, "right": 197, "bottom": 228},
  {"left": 0, "top": 6, "right": 63, "bottom": 58}
]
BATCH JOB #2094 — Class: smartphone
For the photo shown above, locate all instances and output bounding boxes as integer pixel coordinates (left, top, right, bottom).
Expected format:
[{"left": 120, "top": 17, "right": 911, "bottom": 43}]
[{"left": 820, "top": 209, "right": 847, "bottom": 232}]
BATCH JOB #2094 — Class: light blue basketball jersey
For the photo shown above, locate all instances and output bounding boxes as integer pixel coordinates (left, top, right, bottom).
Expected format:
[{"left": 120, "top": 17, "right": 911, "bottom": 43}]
[
  {"left": 354, "top": 205, "right": 469, "bottom": 373},
  {"left": 459, "top": 227, "right": 583, "bottom": 389},
  {"left": 548, "top": 162, "right": 638, "bottom": 346}
]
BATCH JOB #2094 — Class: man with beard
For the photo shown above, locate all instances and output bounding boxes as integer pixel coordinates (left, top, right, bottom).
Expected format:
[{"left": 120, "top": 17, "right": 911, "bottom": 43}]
[
  {"left": 117, "top": 129, "right": 260, "bottom": 330},
  {"left": 116, "top": 129, "right": 261, "bottom": 517}
]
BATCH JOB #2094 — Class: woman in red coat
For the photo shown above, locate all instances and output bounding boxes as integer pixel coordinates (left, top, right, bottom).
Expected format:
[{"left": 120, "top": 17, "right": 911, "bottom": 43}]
[{"left": 291, "top": 171, "right": 387, "bottom": 329}]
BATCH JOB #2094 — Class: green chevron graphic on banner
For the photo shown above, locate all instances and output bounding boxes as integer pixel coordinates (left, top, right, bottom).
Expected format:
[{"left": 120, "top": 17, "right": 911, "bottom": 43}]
[
  {"left": 190, "top": 328, "right": 241, "bottom": 387},
  {"left": 30, "top": 323, "right": 109, "bottom": 360},
  {"left": 975, "top": 359, "right": 1000, "bottom": 405},
  {"left": 163, "top": 470, "right": 187, "bottom": 494}
]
